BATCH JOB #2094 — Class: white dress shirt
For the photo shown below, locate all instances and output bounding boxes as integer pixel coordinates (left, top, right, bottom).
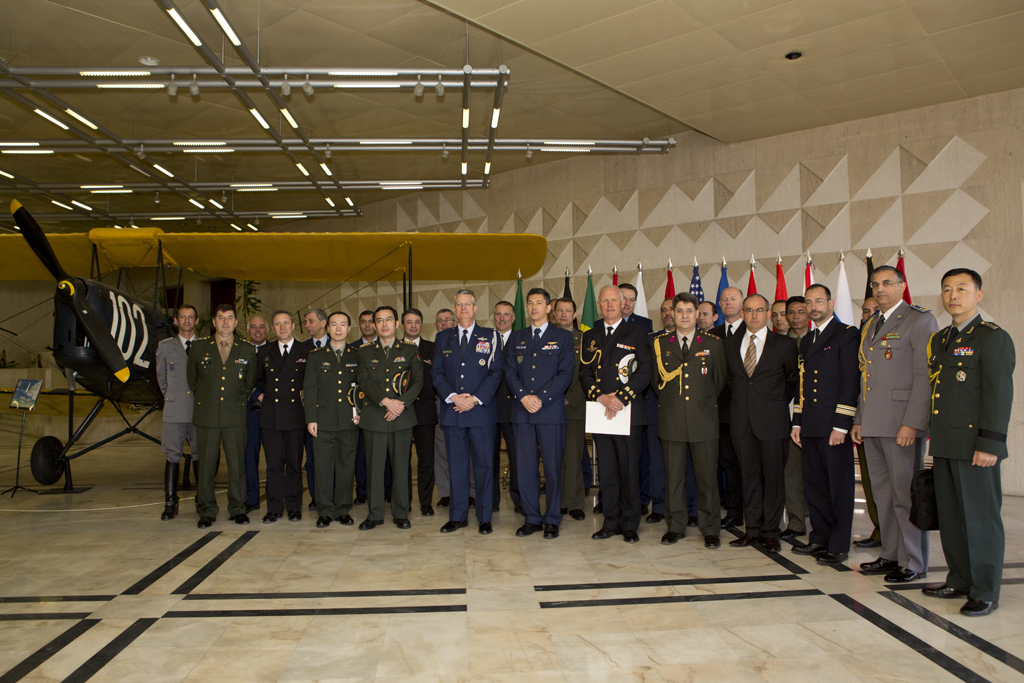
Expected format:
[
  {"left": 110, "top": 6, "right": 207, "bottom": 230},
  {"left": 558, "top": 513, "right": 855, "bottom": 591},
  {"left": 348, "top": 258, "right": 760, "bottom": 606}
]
[{"left": 740, "top": 326, "right": 769, "bottom": 367}]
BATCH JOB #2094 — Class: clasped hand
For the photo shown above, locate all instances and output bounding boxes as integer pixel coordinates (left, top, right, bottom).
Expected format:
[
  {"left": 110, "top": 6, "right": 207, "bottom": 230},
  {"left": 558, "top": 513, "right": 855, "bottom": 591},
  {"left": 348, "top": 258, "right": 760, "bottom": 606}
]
[{"left": 597, "top": 392, "right": 624, "bottom": 420}]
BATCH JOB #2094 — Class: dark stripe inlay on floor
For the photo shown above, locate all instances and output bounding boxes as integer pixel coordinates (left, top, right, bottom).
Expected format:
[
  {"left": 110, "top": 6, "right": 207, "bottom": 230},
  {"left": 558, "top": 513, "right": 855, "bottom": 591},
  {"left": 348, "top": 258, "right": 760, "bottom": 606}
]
[
  {"left": 0, "top": 619, "right": 99, "bottom": 683},
  {"left": 61, "top": 617, "right": 157, "bottom": 683},
  {"left": 171, "top": 531, "right": 259, "bottom": 595},
  {"left": 0, "top": 596, "right": 114, "bottom": 603},
  {"left": 183, "top": 588, "right": 465, "bottom": 600},
  {"left": 165, "top": 605, "right": 468, "bottom": 618},
  {"left": 121, "top": 532, "right": 222, "bottom": 596},
  {"left": 534, "top": 574, "right": 800, "bottom": 592},
  {"left": 540, "top": 588, "right": 823, "bottom": 609},
  {"left": 724, "top": 528, "right": 809, "bottom": 575},
  {"left": 0, "top": 613, "right": 93, "bottom": 621}
]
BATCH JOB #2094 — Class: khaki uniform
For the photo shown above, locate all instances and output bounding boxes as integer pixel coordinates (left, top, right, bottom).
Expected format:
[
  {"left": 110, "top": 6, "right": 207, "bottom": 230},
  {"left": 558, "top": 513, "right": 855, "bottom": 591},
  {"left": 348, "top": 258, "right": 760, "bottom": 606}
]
[{"left": 561, "top": 327, "right": 587, "bottom": 511}]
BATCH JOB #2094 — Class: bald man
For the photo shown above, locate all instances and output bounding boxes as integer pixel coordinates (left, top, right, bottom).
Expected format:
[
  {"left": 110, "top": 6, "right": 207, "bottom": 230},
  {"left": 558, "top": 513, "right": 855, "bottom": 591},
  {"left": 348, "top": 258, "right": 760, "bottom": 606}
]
[{"left": 711, "top": 286, "right": 745, "bottom": 528}]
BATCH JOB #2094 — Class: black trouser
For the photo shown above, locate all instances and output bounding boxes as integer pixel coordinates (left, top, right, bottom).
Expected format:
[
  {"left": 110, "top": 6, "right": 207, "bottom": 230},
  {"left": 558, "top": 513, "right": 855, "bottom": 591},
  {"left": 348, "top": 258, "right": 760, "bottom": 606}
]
[
  {"left": 733, "top": 430, "right": 787, "bottom": 539},
  {"left": 561, "top": 419, "right": 586, "bottom": 511},
  {"left": 497, "top": 421, "right": 519, "bottom": 507},
  {"left": 801, "top": 436, "right": 855, "bottom": 554},
  {"left": 664, "top": 440, "right": 719, "bottom": 537},
  {"left": 313, "top": 428, "right": 359, "bottom": 519},
  {"left": 412, "top": 423, "right": 436, "bottom": 507},
  {"left": 263, "top": 428, "right": 305, "bottom": 515},
  {"left": 594, "top": 427, "right": 642, "bottom": 532},
  {"left": 718, "top": 421, "right": 743, "bottom": 518}
]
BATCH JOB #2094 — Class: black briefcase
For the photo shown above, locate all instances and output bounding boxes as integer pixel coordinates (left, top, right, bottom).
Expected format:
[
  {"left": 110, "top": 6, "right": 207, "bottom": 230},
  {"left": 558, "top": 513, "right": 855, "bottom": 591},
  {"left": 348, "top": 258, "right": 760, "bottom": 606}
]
[{"left": 909, "top": 468, "right": 940, "bottom": 531}]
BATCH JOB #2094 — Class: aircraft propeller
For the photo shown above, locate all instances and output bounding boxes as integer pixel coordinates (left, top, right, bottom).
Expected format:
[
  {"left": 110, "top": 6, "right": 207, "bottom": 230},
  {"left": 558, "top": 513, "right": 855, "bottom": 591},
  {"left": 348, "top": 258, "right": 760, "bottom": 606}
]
[{"left": 10, "top": 200, "right": 131, "bottom": 383}]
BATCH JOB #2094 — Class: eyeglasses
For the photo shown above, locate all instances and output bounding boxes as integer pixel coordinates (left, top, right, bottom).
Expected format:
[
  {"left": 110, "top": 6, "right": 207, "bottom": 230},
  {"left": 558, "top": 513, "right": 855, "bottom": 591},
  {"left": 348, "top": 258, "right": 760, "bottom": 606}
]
[
  {"left": 870, "top": 280, "right": 898, "bottom": 289},
  {"left": 743, "top": 308, "right": 767, "bottom": 314}
]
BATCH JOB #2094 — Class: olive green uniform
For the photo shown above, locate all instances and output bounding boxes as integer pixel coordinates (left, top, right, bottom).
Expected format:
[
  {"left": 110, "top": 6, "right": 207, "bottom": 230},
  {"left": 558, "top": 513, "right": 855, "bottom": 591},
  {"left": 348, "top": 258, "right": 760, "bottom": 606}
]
[
  {"left": 304, "top": 343, "right": 362, "bottom": 519},
  {"left": 650, "top": 330, "right": 727, "bottom": 536},
  {"left": 928, "top": 315, "right": 1014, "bottom": 603},
  {"left": 356, "top": 339, "right": 424, "bottom": 522},
  {"left": 187, "top": 336, "right": 257, "bottom": 519},
  {"left": 561, "top": 327, "right": 587, "bottom": 512}
]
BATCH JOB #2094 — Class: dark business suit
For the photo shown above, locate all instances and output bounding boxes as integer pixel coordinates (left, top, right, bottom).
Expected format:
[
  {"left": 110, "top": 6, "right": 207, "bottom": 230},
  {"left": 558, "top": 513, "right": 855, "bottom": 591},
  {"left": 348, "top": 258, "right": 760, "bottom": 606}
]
[
  {"left": 712, "top": 320, "right": 746, "bottom": 522},
  {"left": 792, "top": 319, "right": 861, "bottom": 554},
  {"left": 504, "top": 324, "right": 575, "bottom": 526},
  {"left": 725, "top": 328, "right": 798, "bottom": 540},
  {"left": 409, "top": 338, "right": 437, "bottom": 507},
  {"left": 579, "top": 320, "right": 652, "bottom": 533},
  {"left": 433, "top": 324, "right": 504, "bottom": 524},
  {"left": 256, "top": 341, "right": 310, "bottom": 516},
  {"left": 495, "top": 331, "right": 519, "bottom": 509},
  {"left": 300, "top": 337, "right": 329, "bottom": 502}
]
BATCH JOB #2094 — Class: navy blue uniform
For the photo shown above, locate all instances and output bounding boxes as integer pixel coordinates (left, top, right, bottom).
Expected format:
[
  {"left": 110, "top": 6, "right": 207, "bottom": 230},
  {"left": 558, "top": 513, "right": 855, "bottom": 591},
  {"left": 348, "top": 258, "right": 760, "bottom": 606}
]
[
  {"left": 244, "top": 382, "right": 263, "bottom": 508},
  {"left": 433, "top": 324, "right": 504, "bottom": 524},
  {"left": 504, "top": 324, "right": 575, "bottom": 526}
]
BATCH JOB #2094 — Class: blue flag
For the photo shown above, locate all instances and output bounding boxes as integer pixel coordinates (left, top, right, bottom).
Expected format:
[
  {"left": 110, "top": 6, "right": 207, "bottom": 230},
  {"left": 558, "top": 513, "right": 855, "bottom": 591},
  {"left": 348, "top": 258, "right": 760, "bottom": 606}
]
[
  {"left": 714, "top": 263, "right": 729, "bottom": 321},
  {"left": 689, "top": 264, "right": 704, "bottom": 303}
]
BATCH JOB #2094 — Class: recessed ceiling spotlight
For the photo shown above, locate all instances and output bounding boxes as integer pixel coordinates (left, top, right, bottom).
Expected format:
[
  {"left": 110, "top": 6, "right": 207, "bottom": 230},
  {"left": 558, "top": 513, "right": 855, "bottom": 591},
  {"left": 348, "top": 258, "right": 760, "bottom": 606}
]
[
  {"left": 302, "top": 74, "right": 314, "bottom": 97},
  {"left": 166, "top": 74, "right": 177, "bottom": 96},
  {"left": 280, "top": 74, "right": 291, "bottom": 97},
  {"left": 413, "top": 75, "right": 424, "bottom": 97},
  {"left": 435, "top": 75, "right": 444, "bottom": 98},
  {"left": 139, "top": 56, "right": 161, "bottom": 66},
  {"left": 189, "top": 74, "right": 200, "bottom": 97},
  {"left": 785, "top": 51, "right": 802, "bottom": 60}
]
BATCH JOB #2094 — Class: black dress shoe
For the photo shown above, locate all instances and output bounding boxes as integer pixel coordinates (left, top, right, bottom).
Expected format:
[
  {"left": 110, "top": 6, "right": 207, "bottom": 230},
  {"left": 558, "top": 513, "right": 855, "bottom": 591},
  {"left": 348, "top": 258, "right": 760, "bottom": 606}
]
[
  {"left": 234, "top": 514, "right": 250, "bottom": 525},
  {"left": 358, "top": 518, "right": 383, "bottom": 530},
  {"left": 316, "top": 516, "right": 331, "bottom": 528},
  {"left": 336, "top": 514, "right": 354, "bottom": 525},
  {"left": 262, "top": 513, "right": 279, "bottom": 524},
  {"left": 436, "top": 497, "right": 450, "bottom": 507},
  {"left": 468, "top": 497, "right": 476, "bottom": 506},
  {"left": 688, "top": 516, "right": 698, "bottom": 527},
  {"left": 645, "top": 512, "right": 664, "bottom": 523},
  {"left": 623, "top": 530, "right": 639, "bottom": 543},
  {"left": 569, "top": 509, "right": 585, "bottom": 521},
  {"left": 197, "top": 516, "right": 214, "bottom": 528},
  {"left": 516, "top": 523, "right": 542, "bottom": 537},
  {"left": 922, "top": 584, "right": 969, "bottom": 599},
  {"left": 420, "top": 505, "right": 435, "bottom": 516},
  {"left": 308, "top": 499, "right": 316, "bottom": 510},
  {"left": 560, "top": 507, "right": 568, "bottom": 515},
  {"left": 853, "top": 537, "right": 881, "bottom": 548},
  {"left": 720, "top": 515, "right": 741, "bottom": 529},
  {"left": 860, "top": 557, "right": 899, "bottom": 575},
  {"left": 288, "top": 511, "right": 302, "bottom": 522},
  {"left": 817, "top": 551, "right": 849, "bottom": 565},
  {"left": 478, "top": 522, "right": 493, "bottom": 535},
  {"left": 781, "top": 528, "right": 805, "bottom": 540},
  {"left": 514, "top": 506, "right": 524, "bottom": 515},
  {"left": 592, "top": 527, "right": 622, "bottom": 540},
  {"left": 641, "top": 504, "right": 649, "bottom": 515},
  {"left": 792, "top": 543, "right": 828, "bottom": 557},
  {"left": 245, "top": 504, "right": 260, "bottom": 514},
  {"left": 961, "top": 599, "right": 998, "bottom": 616},
  {"left": 729, "top": 534, "right": 759, "bottom": 547},
  {"left": 661, "top": 531, "right": 683, "bottom": 545},
  {"left": 885, "top": 568, "right": 925, "bottom": 583},
  {"left": 440, "top": 520, "right": 468, "bottom": 533},
  {"left": 394, "top": 518, "right": 411, "bottom": 529},
  {"left": 763, "top": 537, "right": 781, "bottom": 553},
  {"left": 543, "top": 524, "right": 559, "bottom": 539},
  {"left": 354, "top": 495, "right": 367, "bottom": 504},
  {"left": 593, "top": 502, "right": 604, "bottom": 514},
  {"left": 704, "top": 535, "right": 720, "bottom": 549}
]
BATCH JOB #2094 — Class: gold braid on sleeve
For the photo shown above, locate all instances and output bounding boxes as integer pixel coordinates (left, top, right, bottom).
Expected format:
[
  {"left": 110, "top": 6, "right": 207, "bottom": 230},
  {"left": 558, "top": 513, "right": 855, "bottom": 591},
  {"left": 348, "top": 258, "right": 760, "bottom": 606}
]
[
  {"left": 857, "top": 320, "right": 871, "bottom": 401},
  {"left": 653, "top": 335, "right": 683, "bottom": 393},
  {"left": 927, "top": 331, "right": 941, "bottom": 415},
  {"left": 794, "top": 356, "right": 805, "bottom": 414}
]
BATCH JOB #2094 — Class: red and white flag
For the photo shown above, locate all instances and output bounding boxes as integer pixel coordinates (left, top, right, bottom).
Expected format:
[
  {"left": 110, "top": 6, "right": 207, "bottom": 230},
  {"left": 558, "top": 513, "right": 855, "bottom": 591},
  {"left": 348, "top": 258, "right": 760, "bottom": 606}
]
[
  {"left": 746, "top": 255, "right": 757, "bottom": 295},
  {"left": 896, "top": 247, "right": 912, "bottom": 304},
  {"left": 664, "top": 260, "right": 676, "bottom": 298}
]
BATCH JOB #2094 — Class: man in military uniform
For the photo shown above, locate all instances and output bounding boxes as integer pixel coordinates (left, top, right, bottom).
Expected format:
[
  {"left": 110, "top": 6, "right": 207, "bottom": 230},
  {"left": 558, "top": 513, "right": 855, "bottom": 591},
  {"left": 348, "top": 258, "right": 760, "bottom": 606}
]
[
  {"left": 580, "top": 285, "right": 652, "bottom": 543},
  {"left": 790, "top": 285, "right": 861, "bottom": 565},
  {"left": 922, "top": 268, "right": 1014, "bottom": 616},
  {"left": 554, "top": 298, "right": 587, "bottom": 520},
  {"left": 505, "top": 288, "right": 574, "bottom": 539},
  {"left": 493, "top": 300, "right": 517, "bottom": 513},
  {"left": 305, "top": 311, "right": 361, "bottom": 528},
  {"left": 853, "top": 297, "right": 882, "bottom": 549},
  {"left": 651, "top": 293, "right": 726, "bottom": 548},
  {"left": 156, "top": 304, "right": 199, "bottom": 520},
  {"left": 433, "top": 308, "right": 457, "bottom": 508},
  {"left": 433, "top": 290, "right": 505, "bottom": 535},
  {"left": 351, "top": 310, "right": 379, "bottom": 505},
  {"left": 852, "top": 265, "right": 938, "bottom": 582},
  {"left": 711, "top": 286, "right": 745, "bottom": 529},
  {"left": 356, "top": 306, "right": 423, "bottom": 530},
  {"left": 244, "top": 316, "right": 268, "bottom": 514},
  {"left": 402, "top": 308, "right": 437, "bottom": 516},
  {"left": 301, "top": 308, "right": 329, "bottom": 510},
  {"left": 187, "top": 304, "right": 257, "bottom": 528},
  {"left": 782, "top": 295, "right": 810, "bottom": 540}
]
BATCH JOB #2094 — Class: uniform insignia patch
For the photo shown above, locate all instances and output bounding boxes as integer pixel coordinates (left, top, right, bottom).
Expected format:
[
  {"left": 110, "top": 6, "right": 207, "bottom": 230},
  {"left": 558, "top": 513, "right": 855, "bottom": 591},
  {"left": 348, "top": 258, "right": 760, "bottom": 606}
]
[
  {"left": 475, "top": 340, "right": 491, "bottom": 354},
  {"left": 322, "top": 362, "right": 331, "bottom": 368},
  {"left": 346, "top": 363, "right": 358, "bottom": 367},
  {"left": 616, "top": 343, "right": 635, "bottom": 351},
  {"left": 235, "top": 359, "right": 248, "bottom": 364},
  {"left": 701, "top": 367, "right": 708, "bottom": 375},
  {"left": 296, "top": 358, "right": 306, "bottom": 363},
  {"left": 479, "top": 358, "right": 486, "bottom": 366},
  {"left": 883, "top": 333, "right": 900, "bottom": 340},
  {"left": 517, "top": 355, "right": 523, "bottom": 363},
  {"left": 885, "top": 348, "right": 892, "bottom": 360},
  {"left": 953, "top": 347, "right": 973, "bottom": 356},
  {"left": 442, "top": 349, "right": 452, "bottom": 354},
  {"left": 956, "top": 370, "right": 967, "bottom": 382}
]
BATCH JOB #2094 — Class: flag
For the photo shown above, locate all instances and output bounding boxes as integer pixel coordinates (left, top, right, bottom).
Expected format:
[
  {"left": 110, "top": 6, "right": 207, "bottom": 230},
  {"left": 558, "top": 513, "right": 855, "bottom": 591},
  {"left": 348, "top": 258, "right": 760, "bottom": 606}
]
[
  {"left": 664, "top": 266, "right": 676, "bottom": 299},
  {"left": 864, "top": 248, "right": 875, "bottom": 300},
  {"left": 580, "top": 270, "right": 598, "bottom": 332},
  {"left": 714, "top": 260, "right": 729, "bottom": 320},
  {"left": 896, "top": 248, "right": 912, "bottom": 304},
  {"left": 563, "top": 271, "right": 572, "bottom": 301},
  {"left": 746, "top": 258, "right": 757, "bottom": 296},
  {"left": 774, "top": 257, "right": 788, "bottom": 303},
  {"left": 633, "top": 266, "right": 648, "bottom": 318},
  {"left": 512, "top": 273, "right": 526, "bottom": 332},
  {"left": 689, "top": 260, "right": 704, "bottom": 303},
  {"left": 804, "top": 252, "right": 815, "bottom": 292},
  {"left": 835, "top": 254, "right": 855, "bottom": 326},
  {"left": 612, "top": 266, "right": 618, "bottom": 286}
]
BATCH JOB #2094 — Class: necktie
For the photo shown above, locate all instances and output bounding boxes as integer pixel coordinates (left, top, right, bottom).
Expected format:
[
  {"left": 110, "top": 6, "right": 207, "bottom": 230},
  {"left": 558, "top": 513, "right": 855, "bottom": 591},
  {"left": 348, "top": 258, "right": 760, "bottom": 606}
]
[
  {"left": 872, "top": 314, "right": 885, "bottom": 341},
  {"left": 335, "top": 347, "right": 343, "bottom": 362},
  {"left": 607, "top": 325, "right": 613, "bottom": 337},
  {"left": 185, "top": 339, "right": 191, "bottom": 356},
  {"left": 316, "top": 339, "right": 322, "bottom": 349},
  {"left": 744, "top": 336, "right": 757, "bottom": 376},
  {"left": 727, "top": 324, "right": 734, "bottom": 338},
  {"left": 534, "top": 328, "right": 541, "bottom": 345},
  {"left": 219, "top": 340, "right": 230, "bottom": 364},
  {"left": 812, "top": 328, "right": 819, "bottom": 345},
  {"left": 945, "top": 326, "right": 958, "bottom": 351},
  {"left": 681, "top": 335, "right": 689, "bottom": 354},
  {"left": 460, "top": 329, "right": 468, "bottom": 353}
]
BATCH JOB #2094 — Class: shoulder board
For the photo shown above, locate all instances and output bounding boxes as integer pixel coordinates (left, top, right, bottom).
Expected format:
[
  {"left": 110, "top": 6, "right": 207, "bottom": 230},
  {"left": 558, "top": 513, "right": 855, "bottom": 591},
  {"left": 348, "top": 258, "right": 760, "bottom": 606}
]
[
  {"left": 242, "top": 339, "right": 254, "bottom": 346},
  {"left": 981, "top": 321, "right": 1000, "bottom": 329},
  {"left": 401, "top": 339, "right": 417, "bottom": 346},
  {"left": 653, "top": 330, "right": 673, "bottom": 338},
  {"left": 910, "top": 304, "right": 931, "bottom": 313},
  {"left": 703, "top": 332, "right": 720, "bottom": 340}
]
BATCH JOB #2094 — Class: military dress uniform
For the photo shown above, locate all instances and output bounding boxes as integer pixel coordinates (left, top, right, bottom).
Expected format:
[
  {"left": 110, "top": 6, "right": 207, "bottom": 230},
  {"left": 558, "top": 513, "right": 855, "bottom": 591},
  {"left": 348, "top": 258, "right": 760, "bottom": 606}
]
[
  {"left": 928, "top": 315, "right": 1015, "bottom": 604},
  {"left": 579, "top": 319, "right": 652, "bottom": 536},
  {"left": 356, "top": 339, "right": 423, "bottom": 525},
  {"left": 304, "top": 343, "right": 362, "bottom": 521},
  {"left": 504, "top": 323, "right": 575, "bottom": 528},
  {"left": 408, "top": 338, "right": 438, "bottom": 510},
  {"left": 244, "top": 343, "right": 266, "bottom": 510},
  {"left": 156, "top": 335, "right": 198, "bottom": 519},
  {"left": 187, "top": 335, "right": 257, "bottom": 523},
  {"left": 562, "top": 327, "right": 588, "bottom": 514},
  {"left": 855, "top": 301, "right": 938, "bottom": 576},
  {"left": 792, "top": 318, "right": 861, "bottom": 556},
  {"left": 650, "top": 329, "right": 726, "bottom": 539}
]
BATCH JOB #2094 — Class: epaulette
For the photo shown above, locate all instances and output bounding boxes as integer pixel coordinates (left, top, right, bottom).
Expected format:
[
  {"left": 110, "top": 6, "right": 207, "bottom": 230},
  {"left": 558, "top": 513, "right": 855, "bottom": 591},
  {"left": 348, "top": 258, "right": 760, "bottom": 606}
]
[
  {"left": 653, "top": 330, "right": 673, "bottom": 338},
  {"left": 981, "top": 321, "right": 1000, "bottom": 329},
  {"left": 910, "top": 304, "right": 931, "bottom": 313},
  {"left": 703, "top": 332, "right": 720, "bottom": 340},
  {"left": 400, "top": 339, "right": 417, "bottom": 346}
]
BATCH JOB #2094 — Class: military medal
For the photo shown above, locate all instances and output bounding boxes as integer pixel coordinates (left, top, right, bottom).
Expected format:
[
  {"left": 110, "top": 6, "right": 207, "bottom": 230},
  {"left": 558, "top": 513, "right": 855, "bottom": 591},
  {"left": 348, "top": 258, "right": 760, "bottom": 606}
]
[
  {"left": 479, "top": 358, "right": 486, "bottom": 366},
  {"left": 885, "top": 348, "right": 892, "bottom": 360},
  {"left": 702, "top": 367, "right": 707, "bottom": 375},
  {"left": 956, "top": 370, "right": 966, "bottom": 382}
]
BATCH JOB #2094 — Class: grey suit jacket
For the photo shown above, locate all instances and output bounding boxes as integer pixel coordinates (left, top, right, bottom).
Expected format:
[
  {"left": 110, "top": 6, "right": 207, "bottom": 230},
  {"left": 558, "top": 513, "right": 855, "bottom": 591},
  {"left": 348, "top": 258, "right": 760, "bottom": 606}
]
[
  {"left": 854, "top": 302, "right": 938, "bottom": 437},
  {"left": 156, "top": 336, "right": 195, "bottom": 423}
]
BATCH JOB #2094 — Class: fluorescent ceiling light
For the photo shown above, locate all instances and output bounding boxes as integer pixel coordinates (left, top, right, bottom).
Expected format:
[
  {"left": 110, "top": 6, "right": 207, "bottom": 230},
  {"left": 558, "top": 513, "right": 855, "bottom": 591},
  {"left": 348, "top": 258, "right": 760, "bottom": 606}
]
[
  {"left": 183, "top": 148, "right": 234, "bottom": 153},
  {"left": 209, "top": 8, "right": 241, "bottom": 46},
  {"left": 129, "top": 164, "right": 150, "bottom": 177},
  {"left": 380, "top": 181, "right": 423, "bottom": 185},
  {"left": 461, "top": 161, "right": 467, "bottom": 174},
  {"left": 90, "top": 189, "right": 133, "bottom": 194},
  {"left": 491, "top": 108, "right": 500, "bottom": 128},
  {"left": 247, "top": 223, "right": 258, "bottom": 231},
  {"left": 295, "top": 162, "right": 309, "bottom": 176},
  {"left": 188, "top": 198, "right": 204, "bottom": 209},
  {"left": 81, "top": 184, "right": 122, "bottom": 189},
  {"left": 231, "top": 223, "right": 242, "bottom": 231},
  {"left": 96, "top": 83, "right": 163, "bottom": 89},
  {"left": 541, "top": 141, "right": 595, "bottom": 145},
  {"left": 173, "top": 141, "right": 226, "bottom": 146},
  {"left": 0, "top": 142, "right": 39, "bottom": 147},
  {"left": 484, "top": 161, "right": 491, "bottom": 174},
  {"left": 382, "top": 185, "right": 422, "bottom": 190},
  {"left": 249, "top": 108, "right": 269, "bottom": 129},
  {"left": 345, "top": 197, "right": 354, "bottom": 206},
  {"left": 230, "top": 183, "right": 272, "bottom": 187},
  {"left": 66, "top": 109, "right": 98, "bottom": 130},
  {"left": 462, "top": 108, "right": 469, "bottom": 129},
  {"left": 51, "top": 200, "right": 73, "bottom": 210},
  {"left": 272, "top": 214, "right": 306, "bottom": 219},
  {"left": 71, "top": 200, "right": 92, "bottom": 211},
  {"left": 333, "top": 83, "right": 401, "bottom": 89},
  {"left": 328, "top": 70, "right": 399, "bottom": 76},
  {"left": 209, "top": 199, "right": 223, "bottom": 209},
  {"left": 2, "top": 150, "right": 53, "bottom": 154},
  {"left": 0, "top": 169, "right": 14, "bottom": 179},
  {"left": 319, "top": 163, "right": 332, "bottom": 176},
  {"left": 281, "top": 109, "right": 298, "bottom": 128},
  {"left": 237, "top": 187, "right": 277, "bottom": 192},
  {"left": 152, "top": 164, "right": 174, "bottom": 177},
  {"left": 34, "top": 109, "right": 69, "bottom": 130},
  {"left": 359, "top": 140, "right": 412, "bottom": 145},
  {"left": 540, "top": 147, "right": 591, "bottom": 153},
  {"left": 167, "top": 9, "right": 202, "bottom": 46},
  {"left": 324, "top": 197, "right": 335, "bottom": 207},
  {"left": 151, "top": 216, "right": 184, "bottom": 221},
  {"left": 80, "top": 70, "right": 150, "bottom": 76}
]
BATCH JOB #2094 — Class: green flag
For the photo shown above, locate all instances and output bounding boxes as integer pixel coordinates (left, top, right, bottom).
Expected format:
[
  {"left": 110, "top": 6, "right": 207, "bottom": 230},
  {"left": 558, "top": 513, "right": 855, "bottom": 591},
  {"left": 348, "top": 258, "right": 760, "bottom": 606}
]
[
  {"left": 512, "top": 275, "right": 526, "bottom": 331},
  {"left": 580, "top": 271, "right": 597, "bottom": 332}
]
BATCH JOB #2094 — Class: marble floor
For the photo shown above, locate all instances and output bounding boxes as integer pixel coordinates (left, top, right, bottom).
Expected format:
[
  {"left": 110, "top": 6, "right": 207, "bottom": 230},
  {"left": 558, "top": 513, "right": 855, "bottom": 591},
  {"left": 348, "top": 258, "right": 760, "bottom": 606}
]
[{"left": 0, "top": 438, "right": 1022, "bottom": 683}]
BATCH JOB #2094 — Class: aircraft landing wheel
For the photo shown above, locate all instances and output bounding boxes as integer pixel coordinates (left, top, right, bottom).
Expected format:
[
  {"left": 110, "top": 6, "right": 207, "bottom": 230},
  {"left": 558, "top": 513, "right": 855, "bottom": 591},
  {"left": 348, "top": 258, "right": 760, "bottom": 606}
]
[{"left": 31, "top": 436, "right": 65, "bottom": 485}]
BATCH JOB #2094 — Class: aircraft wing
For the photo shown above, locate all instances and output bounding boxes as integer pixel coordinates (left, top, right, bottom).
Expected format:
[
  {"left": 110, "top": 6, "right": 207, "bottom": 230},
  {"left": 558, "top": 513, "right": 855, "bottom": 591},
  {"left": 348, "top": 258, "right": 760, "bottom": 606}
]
[{"left": 0, "top": 229, "right": 548, "bottom": 281}]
